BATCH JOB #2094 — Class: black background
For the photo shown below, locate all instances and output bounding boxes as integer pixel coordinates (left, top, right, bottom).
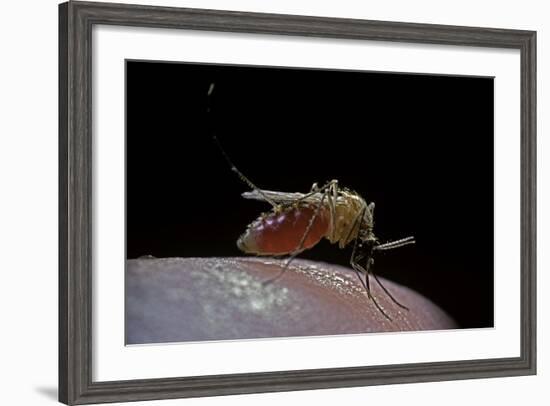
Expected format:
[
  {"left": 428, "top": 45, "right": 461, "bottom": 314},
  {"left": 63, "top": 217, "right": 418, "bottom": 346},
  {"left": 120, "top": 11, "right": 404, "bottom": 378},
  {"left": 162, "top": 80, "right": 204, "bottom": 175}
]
[{"left": 126, "top": 60, "right": 494, "bottom": 329}]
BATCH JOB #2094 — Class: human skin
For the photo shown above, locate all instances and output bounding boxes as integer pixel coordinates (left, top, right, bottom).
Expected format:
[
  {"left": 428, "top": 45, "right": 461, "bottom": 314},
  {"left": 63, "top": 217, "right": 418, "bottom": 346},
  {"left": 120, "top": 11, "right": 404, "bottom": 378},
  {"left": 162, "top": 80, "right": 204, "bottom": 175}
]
[{"left": 126, "top": 257, "right": 457, "bottom": 344}]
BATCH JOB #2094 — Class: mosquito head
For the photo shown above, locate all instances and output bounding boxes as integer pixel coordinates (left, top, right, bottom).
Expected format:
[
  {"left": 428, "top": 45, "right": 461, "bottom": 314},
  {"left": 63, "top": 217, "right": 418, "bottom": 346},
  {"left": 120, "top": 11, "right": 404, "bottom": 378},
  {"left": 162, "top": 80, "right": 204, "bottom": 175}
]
[
  {"left": 358, "top": 225, "right": 377, "bottom": 246},
  {"left": 358, "top": 238, "right": 376, "bottom": 258}
]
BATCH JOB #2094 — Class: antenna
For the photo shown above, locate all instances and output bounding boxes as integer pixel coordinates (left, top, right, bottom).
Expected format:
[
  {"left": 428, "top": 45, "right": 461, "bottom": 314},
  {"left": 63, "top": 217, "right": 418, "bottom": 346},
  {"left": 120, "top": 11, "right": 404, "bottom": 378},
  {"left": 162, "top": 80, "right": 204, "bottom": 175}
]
[{"left": 207, "top": 83, "right": 278, "bottom": 208}]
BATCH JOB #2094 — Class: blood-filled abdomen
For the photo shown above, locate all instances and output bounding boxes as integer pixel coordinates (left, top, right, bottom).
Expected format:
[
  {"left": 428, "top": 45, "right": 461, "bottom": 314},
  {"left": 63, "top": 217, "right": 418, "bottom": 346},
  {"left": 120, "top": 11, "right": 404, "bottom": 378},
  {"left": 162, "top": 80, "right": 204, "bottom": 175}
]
[{"left": 237, "top": 205, "right": 330, "bottom": 255}]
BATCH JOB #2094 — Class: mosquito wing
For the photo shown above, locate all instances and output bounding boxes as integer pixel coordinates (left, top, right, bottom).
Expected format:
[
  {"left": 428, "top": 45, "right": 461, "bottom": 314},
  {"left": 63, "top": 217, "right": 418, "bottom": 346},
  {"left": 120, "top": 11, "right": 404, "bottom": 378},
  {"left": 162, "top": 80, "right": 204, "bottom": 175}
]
[{"left": 241, "top": 189, "right": 322, "bottom": 204}]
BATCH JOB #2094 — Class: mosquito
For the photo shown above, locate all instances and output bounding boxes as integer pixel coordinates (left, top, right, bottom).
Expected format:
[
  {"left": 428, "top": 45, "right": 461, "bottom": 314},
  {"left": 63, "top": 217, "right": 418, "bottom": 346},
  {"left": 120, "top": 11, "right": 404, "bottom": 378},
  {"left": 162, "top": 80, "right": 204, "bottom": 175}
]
[{"left": 208, "top": 83, "right": 415, "bottom": 320}]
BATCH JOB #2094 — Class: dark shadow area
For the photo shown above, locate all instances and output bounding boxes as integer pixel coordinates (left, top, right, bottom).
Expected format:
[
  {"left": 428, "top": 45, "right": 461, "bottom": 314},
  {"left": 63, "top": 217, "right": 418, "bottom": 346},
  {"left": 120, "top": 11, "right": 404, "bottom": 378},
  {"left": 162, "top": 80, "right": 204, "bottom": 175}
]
[{"left": 35, "top": 386, "right": 58, "bottom": 401}]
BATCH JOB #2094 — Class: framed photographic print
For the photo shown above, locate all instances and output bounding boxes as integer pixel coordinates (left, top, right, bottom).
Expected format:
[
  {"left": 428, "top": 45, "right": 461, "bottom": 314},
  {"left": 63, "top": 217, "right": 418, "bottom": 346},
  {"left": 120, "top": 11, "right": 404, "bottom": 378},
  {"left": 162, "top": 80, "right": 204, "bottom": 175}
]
[{"left": 59, "top": 1, "right": 536, "bottom": 404}]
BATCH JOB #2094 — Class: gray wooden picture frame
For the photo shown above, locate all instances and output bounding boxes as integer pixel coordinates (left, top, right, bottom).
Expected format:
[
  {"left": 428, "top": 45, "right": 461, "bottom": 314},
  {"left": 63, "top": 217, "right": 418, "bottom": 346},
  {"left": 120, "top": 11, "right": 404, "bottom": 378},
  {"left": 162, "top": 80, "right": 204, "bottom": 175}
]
[{"left": 59, "top": 1, "right": 536, "bottom": 404}]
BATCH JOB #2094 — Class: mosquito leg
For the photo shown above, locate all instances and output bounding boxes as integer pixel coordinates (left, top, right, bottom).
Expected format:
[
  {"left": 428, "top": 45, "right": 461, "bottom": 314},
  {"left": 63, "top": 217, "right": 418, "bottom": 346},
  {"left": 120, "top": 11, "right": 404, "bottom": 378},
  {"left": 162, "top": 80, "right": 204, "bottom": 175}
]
[
  {"left": 349, "top": 233, "right": 392, "bottom": 320},
  {"left": 261, "top": 181, "right": 337, "bottom": 285},
  {"left": 302, "top": 180, "right": 338, "bottom": 242},
  {"left": 349, "top": 216, "right": 368, "bottom": 295},
  {"left": 327, "top": 181, "right": 338, "bottom": 241},
  {"left": 353, "top": 261, "right": 372, "bottom": 299},
  {"left": 293, "top": 179, "right": 334, "bottom": 204},
  {"left": 351, "top": 262, "right": 370, "bottom": 299},
  {"left": 370, "top": 267, "right": 409, "bottom": 311},
  {"left": 370, "top": 235, "right": 412, "bottom": 310},
  {"left": 262, "top": 185, "right": 330, "bottom": 285},
  {"left": 351, "top": 260, "right": 391, "bottom": 321}
]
